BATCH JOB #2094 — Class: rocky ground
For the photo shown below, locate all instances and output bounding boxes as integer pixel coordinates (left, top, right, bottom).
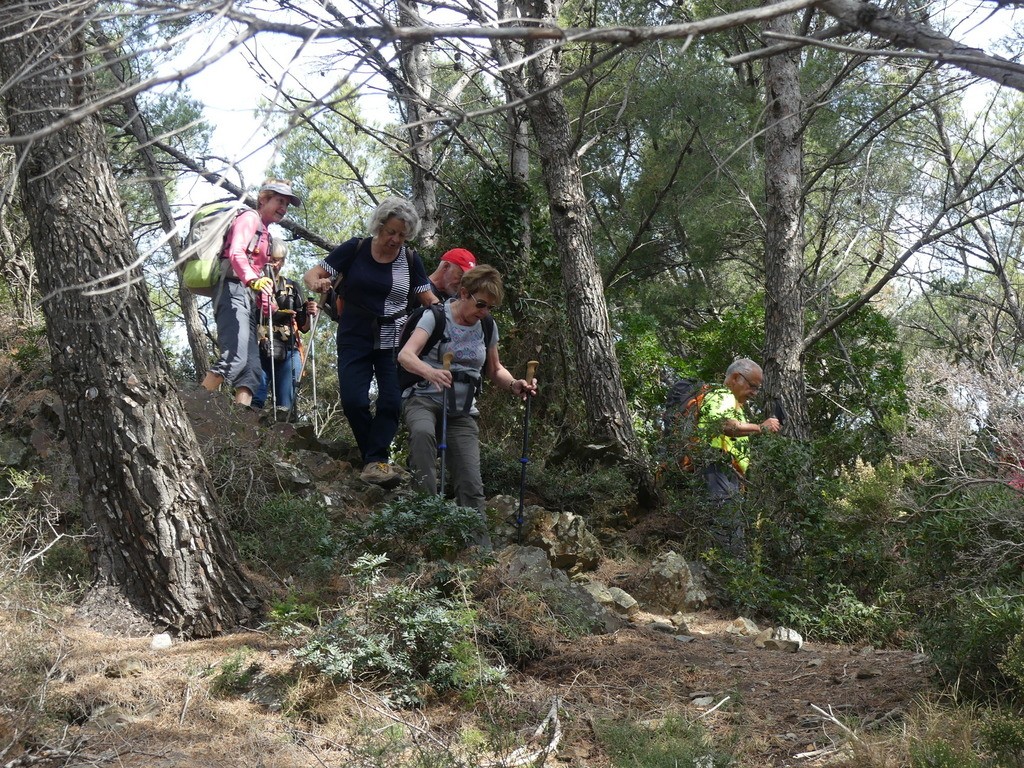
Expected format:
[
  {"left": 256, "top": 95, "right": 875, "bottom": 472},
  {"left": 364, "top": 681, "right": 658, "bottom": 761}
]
[{"left": 1, "top": 386, "right": 937, "bottom": 767}]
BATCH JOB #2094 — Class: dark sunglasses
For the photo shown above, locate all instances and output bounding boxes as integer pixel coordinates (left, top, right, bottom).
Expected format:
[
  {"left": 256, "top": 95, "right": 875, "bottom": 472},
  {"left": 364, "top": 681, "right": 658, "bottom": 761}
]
[{"left": 469, "top": 293, "right": 499, "bottom": 311}]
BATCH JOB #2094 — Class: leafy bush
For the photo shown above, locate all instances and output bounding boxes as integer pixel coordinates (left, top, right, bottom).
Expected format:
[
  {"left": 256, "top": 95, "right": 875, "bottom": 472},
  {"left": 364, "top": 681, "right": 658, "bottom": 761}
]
[
  {"left": 232, "top": 495, "right": 338, "bottom": 579},
  {"left": 292, "top": 554, "right": 505, "bottom": 706},
  {"left": 209, "top": 648, "right": 260, "bottom": 697},
  {"left": 339, "top": 494, "right": 485, "bottom": 563},
  {"left": 981, "top": 713, "right": 1024, "bottom": 768},
  {"left": 909, "top": 740, "right": 984, "bottom": 768},
  {"left": 922, "top": 589, "right": 1024, "bottom": 698},
  {"left": 700, "top": 446, "right": 915, "bottom": 645}
]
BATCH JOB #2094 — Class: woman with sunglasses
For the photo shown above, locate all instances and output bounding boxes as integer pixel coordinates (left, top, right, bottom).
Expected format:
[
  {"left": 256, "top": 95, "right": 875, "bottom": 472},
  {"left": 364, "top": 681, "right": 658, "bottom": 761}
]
[{"left": 397, "top": 265, "right": 538, "bottom": 551}]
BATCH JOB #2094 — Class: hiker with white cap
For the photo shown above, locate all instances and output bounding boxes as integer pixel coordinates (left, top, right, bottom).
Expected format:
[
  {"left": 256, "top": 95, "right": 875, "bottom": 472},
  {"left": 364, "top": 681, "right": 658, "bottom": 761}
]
[
  {"left": 201, "top": 178, "right": 302, "bottom": 407},
  {"left": 427, "top": 247, "right": 477, "bottom": 301}
]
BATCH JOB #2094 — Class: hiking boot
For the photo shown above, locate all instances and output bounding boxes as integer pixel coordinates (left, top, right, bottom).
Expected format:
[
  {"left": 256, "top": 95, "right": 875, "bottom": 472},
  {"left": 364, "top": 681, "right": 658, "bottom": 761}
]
[{"left": 360, "top": 462, "right": 402, "bottom": 488}]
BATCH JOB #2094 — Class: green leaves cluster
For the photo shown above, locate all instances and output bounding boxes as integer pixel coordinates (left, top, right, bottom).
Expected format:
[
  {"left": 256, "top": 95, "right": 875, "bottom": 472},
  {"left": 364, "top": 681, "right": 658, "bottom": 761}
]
[{"left": 292, "top": 555, "right": 505, "bottom": 706}]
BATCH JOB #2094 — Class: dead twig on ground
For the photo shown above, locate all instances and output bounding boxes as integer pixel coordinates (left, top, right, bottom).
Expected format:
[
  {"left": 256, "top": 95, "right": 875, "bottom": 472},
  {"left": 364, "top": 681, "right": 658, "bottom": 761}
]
[{"left": 483, "top": 696, "right": 562, "bottom": 768}]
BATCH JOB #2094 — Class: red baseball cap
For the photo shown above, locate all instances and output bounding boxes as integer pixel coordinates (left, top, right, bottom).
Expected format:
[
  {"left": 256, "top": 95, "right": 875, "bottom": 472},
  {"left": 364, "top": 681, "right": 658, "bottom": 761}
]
[{"left": 441, "top": 248, "right": 477, "bottom": 272}]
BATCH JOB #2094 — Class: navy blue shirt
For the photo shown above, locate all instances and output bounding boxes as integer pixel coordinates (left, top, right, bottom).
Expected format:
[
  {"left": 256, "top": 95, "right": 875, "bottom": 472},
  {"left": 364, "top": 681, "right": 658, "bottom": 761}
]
[{"left": 319, "top": 237, "right": 431, "bottom": 349}]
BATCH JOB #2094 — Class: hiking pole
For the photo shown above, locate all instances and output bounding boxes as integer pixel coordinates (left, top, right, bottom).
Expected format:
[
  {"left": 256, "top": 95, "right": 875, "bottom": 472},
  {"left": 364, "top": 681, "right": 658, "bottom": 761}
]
[
  {"left": 293, "top": 301, "right": 321, "bottom": 423},
  {"left": 438, "top": 352, "right": 454, "bottom": 496},
  {"left": 516, "top": 360, "right": 539, "bottom": 544},
  {"left": 263, "top": 264, "right": 277, "bottom": 415}
]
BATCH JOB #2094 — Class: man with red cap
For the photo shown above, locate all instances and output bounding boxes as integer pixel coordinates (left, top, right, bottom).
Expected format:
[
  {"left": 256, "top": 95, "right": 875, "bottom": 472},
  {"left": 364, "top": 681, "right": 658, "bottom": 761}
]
[{"left": 427, "top": 247, "right": 477, "bottom": 301}]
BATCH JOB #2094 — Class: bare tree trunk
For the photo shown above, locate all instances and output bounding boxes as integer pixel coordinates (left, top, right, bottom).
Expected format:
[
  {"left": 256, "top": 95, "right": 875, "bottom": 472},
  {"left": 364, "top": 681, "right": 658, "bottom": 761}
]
[
  {"left": 398, "top": 0, "right": 439, "bottom": 248},
  {"left": 0, "top": 7, "right": 258, "bottom": 636},
  {"left": 762, "top": 1, "right": 809, "bottom": 438},
  {"left": 515, "top": 0, "right": 657, "bottom": 503},
  {"left": 0, "top": 116, "right": 36, "bottom": 322}
]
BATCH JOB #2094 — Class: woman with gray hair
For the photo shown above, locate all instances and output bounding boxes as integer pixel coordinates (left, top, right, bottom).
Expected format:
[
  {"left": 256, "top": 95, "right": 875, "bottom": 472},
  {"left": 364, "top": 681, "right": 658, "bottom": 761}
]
[{"left": 304, "top": 196, "right": 437, "bottom": 486}]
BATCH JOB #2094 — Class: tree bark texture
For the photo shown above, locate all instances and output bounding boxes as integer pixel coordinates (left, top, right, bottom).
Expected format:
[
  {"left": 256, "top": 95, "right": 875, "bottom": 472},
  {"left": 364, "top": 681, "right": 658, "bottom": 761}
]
[
  {"left": 515, "top": 0, "right": 657, "bottom": 503},
  {"left": 0, "top": 8, "right": 258, "bottom": 636},
  {"left": 762, "top": 1, "right": 809, "bottom": 439}
]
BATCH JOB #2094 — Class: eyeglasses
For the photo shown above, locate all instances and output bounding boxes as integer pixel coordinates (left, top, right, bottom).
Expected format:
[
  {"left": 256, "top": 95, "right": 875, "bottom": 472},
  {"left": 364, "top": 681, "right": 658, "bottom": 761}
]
[
  {"left": 739, "top": 372, "right": 761, "bottom": 393},
  {"left": 469, "top": 293, "right": 499, "bottom": 311}
]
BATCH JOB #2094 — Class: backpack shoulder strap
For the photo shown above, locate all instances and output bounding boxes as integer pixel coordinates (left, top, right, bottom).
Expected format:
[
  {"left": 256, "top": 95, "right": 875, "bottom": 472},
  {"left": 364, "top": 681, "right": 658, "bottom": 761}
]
[
  {"left": 481, "top": 316, "right": 495, "bottom": 350},
  {"left": 421, "top": 304, "right": 447, "bottom": 358},
  {"left": 330, "top": 237, "right": 365, "bottom": 292}
]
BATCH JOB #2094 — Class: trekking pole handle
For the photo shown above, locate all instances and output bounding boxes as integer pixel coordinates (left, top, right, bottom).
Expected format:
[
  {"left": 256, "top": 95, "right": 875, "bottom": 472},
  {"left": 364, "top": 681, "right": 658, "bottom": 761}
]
[
  {"left": 443, "top": 352, "right": 454, "bottom": 371},
  {"left": 526, "top": 360, "right": 539, "bottom": 382}
]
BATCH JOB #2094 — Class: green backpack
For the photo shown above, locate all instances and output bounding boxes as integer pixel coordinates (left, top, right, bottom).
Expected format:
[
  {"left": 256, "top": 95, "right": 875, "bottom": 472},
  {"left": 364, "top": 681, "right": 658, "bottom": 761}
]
[{"left": 181, "top": 201, "right": 262, "bottom": 296}]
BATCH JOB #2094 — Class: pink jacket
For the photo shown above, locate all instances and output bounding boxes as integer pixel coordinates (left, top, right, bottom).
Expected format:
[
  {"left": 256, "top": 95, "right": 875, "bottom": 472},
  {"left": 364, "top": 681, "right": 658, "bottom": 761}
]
[{"left": 225, "top": 209, "right": 271, "bottom": 285}]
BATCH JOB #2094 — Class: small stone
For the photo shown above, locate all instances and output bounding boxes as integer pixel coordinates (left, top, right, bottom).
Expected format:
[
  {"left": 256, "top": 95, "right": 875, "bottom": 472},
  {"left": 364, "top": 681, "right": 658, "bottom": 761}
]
[
  {"left": 691, "top": 696, "right": 716, "bottom": 707},
  {"left": 675, "top": 634, "right": 696, "bottom": 643},
  {"left": 105, "top": 659, "right": 145, "bottom": 678},
  {"left": 607, "top": 587, "right": 639, "bottom": 617},
  {"left": 759, "top": 627, "right": 803, "bottom": 653},
  {"left": 150, "top": 633, "right": 172, "bottom": 650},
  {"left": 727, "top": 617, "right": 759, "bottom": 636},
  {"left": 855, "top": 667, "right": 880, "bottom": 679}
]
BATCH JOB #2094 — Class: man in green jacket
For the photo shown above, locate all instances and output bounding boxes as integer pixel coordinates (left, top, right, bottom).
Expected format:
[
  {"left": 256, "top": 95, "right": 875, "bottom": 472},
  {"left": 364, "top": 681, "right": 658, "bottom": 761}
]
[{"left": 696, "top": 358, "right": 781, "bottom": 550}]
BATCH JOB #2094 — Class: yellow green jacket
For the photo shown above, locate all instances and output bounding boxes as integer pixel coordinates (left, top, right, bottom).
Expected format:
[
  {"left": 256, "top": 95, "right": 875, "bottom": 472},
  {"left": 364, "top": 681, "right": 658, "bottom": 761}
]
[{"left": 697, "top": 387, "right": 750, "bottom": 474}]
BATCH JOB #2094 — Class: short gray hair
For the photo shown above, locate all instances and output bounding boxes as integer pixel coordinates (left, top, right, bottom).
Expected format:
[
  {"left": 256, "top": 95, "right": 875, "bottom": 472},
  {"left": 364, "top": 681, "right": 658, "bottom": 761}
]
[
  {"left": 367, "top": 196, "right": 420, "bottom": 240},
  {"left": 726, "top": 358, "right": 762, "bottom": 380},
  {"left": 270, "top": 237, "right": 288, "bottom": 261}
]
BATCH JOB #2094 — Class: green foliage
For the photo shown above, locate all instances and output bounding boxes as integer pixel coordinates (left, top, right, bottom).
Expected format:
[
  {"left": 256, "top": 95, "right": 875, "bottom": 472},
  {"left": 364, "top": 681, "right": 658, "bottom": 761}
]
[
  {"left": 615, "top": 311, "right": 687, "bottom": 446},
  {"left": 537, "top": 462, "right": 636, "bottom": 523},
  {"left": 923, "top": 589, "right": 1024, "bottom": 698},
  {"left": 292, "top": 555, "right": 505, "bottom": 706},
  {"left": 909, "top": 739, "right": 985, "bottom": 768},
  {"left": 1003, "top": 635, "right": 1024, "bottom": 700},
  {"left": 11, "top": 327, "right": 47, "bottom": 373},
  {"left": 339, "top": 494, "right": 485, "bottom": 563},
  {"left": 232, "top": 495, "right": 338, "bottom": 579},
  {"left": 594, "top": 714, "right": 730, "bottom": 767},
  {"left": 209, "top": 648, "right": 259, "bottom": 697},
  {"left": 267, "top": 593, "right": 322, "bottom": 629},
  {"left": 981, "top": 713, "right": 1024, "bottom": 768},
  {"left": 679, "top": 298, "right": 766, "bottom": 382},
  {"left": 806, "top": 300, "right": 907, "bottom": 465},
  {"left": 29, "top": 539, "right": 91, "bottom": 595},
  {"left": 440, "top": 170, "right": 557, "bottom": 302},
  {"left": 702, "top": 444, "right": 914, "bottom": 645}
]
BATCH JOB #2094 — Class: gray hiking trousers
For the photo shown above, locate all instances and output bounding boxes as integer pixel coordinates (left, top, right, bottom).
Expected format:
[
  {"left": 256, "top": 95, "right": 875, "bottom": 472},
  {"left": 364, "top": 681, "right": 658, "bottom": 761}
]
[
  {"left": 210, "top": 279, "right": 262, "bottom": 393},
  {"left": 404, "top": 395, "right": 485, "bottom": 511}
]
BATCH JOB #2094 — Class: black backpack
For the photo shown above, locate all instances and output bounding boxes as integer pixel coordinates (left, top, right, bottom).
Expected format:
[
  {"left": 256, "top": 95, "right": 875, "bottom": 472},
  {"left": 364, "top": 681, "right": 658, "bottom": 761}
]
[
  {"left": 397, "top": 304, "right": 495, "bottom": 393},
  {"left": 662, "top": 377, "right": 716, "bottom": 449}
]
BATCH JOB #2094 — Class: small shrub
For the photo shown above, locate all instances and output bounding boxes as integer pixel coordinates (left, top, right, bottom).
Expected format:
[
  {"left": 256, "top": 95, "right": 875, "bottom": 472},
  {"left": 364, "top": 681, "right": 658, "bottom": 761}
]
[
  {"left": 292, "top": 555, "right": 505, "bottom": 706},
  {"left": 982, "top": 713, "right": 1024, "bottom": 768},
  {"left": 233, "top": 495, "right": 337, "bottom": 579},
  {"left": 909, "top": 740, "right": 984, "bottom": 768},
  {"left": 594, "top": 714, "right": 731, "bottom": 767},
  {"left": 267, "top": 593, "right": 322, "bottom": 631},
  {"left": 923, "top": 588, "right": 1024, "bottom": 698},
  {"left": 339, "top": 494, "right": 485, "bottom": 563},
  {"left": 209, "top": 648, "right": 259, "bottom": 697}
]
